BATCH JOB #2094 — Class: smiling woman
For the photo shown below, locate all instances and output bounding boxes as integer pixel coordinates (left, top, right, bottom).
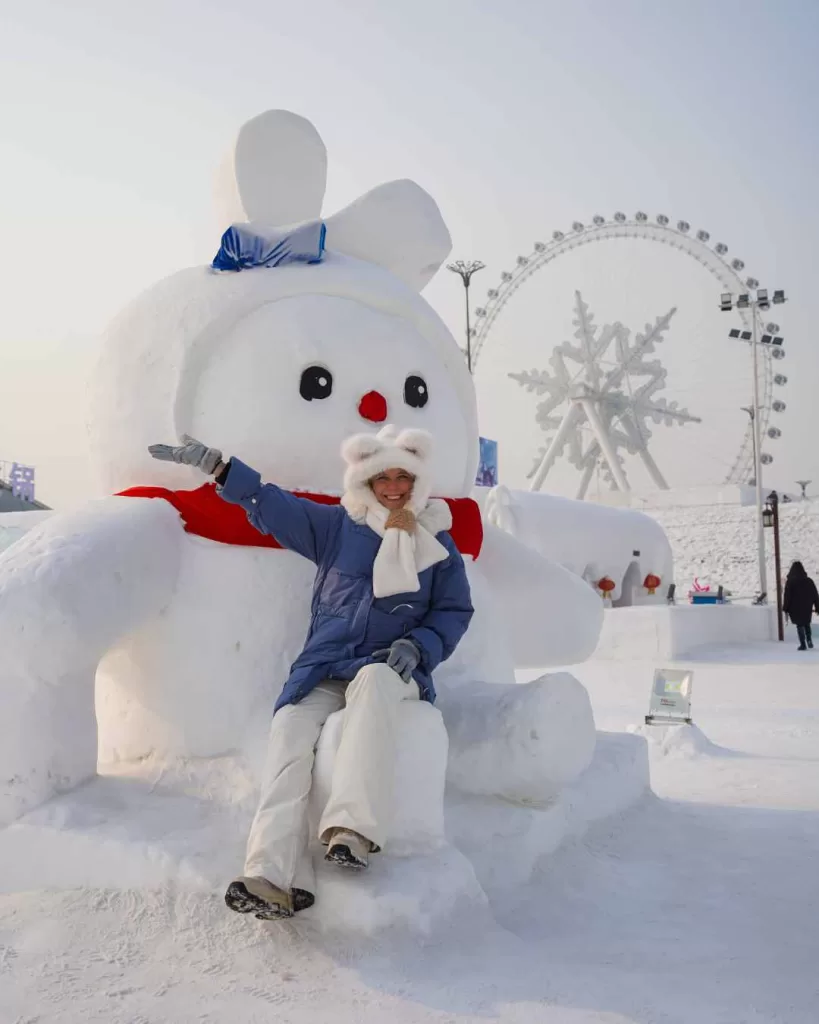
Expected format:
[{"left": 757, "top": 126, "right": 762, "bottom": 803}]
[
  {"left": 369, "top": 468, "right": 415, "bottom": 512},
  {"left": 147, "top": 422, "right": 473, "bottom": 920}
]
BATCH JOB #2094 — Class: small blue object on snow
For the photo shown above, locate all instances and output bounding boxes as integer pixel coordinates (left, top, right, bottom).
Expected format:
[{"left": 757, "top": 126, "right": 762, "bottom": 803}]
[{"left": 211, "top": 220, "right": 326, "bottom": 272}]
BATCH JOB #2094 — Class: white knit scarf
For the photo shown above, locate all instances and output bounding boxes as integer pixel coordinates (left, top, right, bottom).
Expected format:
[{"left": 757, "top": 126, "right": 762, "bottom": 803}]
[{"left": 341, "top": 490, "right": 453, "bottom": 598}]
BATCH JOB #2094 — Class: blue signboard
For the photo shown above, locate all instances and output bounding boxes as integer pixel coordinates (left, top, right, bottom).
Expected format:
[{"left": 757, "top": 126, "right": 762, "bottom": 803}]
[
  {"left": 476, "top": 437, "right": 498, "bottom": 487},
  {"left": 10, "top": 463, "right": 36, "bottom": 502}
]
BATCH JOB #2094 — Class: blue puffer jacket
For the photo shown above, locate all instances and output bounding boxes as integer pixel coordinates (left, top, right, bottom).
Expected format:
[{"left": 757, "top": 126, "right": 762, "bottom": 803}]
[{"left": 218, "top": 458, "right": 474, "bottom": 712}]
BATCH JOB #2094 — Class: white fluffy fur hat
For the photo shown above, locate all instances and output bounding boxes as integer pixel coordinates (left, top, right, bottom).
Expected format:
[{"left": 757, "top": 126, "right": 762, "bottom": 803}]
[{"left": 341, "top": 425, "right": 434, "bottom": 515}]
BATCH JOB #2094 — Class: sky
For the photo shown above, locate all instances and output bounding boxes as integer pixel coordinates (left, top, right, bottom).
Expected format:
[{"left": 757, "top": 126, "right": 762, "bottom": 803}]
[{"left": 1, "top": 0, "right": 818, "bottom": 507}]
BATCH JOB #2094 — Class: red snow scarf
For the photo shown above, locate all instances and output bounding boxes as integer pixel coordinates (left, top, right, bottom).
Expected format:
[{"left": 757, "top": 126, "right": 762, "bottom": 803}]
[{"left": 118, "top": 481, "right": 483, "bottom": 560}]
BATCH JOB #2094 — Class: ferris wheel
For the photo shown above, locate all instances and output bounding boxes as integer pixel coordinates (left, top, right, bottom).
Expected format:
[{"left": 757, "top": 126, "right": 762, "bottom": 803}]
[{"left": 470, "top": 213, "right": 787, "bottom": 492}]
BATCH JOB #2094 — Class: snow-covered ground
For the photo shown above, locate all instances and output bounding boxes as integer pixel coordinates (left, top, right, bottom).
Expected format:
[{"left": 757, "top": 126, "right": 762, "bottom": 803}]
[
  {"left": 646, "top": 497, "right": 819, "bottom": 600},
  {"left": 3, "top": 638, "right": 817, "bottom": 1024},
  {"left": 0, "top": 510, "right": 51, "bottom": 554}
]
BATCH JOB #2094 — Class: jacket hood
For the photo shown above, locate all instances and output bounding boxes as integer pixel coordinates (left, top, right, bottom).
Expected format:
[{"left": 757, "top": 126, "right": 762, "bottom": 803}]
[{"left": 340, "top": 425, "right": 436, "bottom": 516}]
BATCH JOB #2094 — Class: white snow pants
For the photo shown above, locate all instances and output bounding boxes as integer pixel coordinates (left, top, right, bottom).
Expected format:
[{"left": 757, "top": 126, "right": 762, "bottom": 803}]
[{"left": 244, "top": 663, "right": 419, "bottom": 891}]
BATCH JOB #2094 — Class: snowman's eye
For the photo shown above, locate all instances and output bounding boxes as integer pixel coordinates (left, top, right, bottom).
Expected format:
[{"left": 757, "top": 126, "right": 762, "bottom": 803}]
[
  {"left": 404, "top": 374, "right": 429, "bottom": 409},
  {"left": 300, "top": 365, "right": 333, "bottom": 401}
]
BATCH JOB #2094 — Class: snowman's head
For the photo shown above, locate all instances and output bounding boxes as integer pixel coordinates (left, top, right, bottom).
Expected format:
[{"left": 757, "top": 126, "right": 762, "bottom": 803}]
[{"left": 89, "top": 111, "right": 478, "bottom": 498}]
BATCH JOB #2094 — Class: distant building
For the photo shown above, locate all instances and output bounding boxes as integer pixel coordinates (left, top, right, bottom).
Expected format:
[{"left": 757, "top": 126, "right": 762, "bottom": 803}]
[{"left": 0, "top": 478, "right": 50, "bottom": 512}]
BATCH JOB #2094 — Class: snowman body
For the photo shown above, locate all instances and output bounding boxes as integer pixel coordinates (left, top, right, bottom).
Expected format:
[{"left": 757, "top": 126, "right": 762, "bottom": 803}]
[
  {"left": 0, "top": 111, "right": 602, "bottom": 836},
  {"left": 90, "top": 253, "right": 504, "bottom": 763}
]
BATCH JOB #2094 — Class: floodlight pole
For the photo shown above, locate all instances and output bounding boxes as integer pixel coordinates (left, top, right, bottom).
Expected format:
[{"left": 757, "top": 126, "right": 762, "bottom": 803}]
[
  {"left": 741, "top": 405, "right": 758, "bottom": 474},
  {"left": 447, "top": 260, "right": 485, "bottom": 374},
  {"left": 724, "top": 285, "right": 787, "bottom": 603},
  {"left": 750, "top": 311, "right": 767, "bottom": 601}
]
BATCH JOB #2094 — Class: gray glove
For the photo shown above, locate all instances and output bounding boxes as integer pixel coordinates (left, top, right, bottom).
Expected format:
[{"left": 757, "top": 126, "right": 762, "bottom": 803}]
[
  {"left": 148, "top": 434, "right": 223, "bottom": 476},
  {"left": 373, "top": 638, "right": 421, "bottom": 683}
]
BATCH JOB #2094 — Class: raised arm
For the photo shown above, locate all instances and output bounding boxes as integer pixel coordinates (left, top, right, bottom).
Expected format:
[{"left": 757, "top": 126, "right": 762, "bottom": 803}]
[
  {"left": 149, "top": 435, "right": 341, "bottom": 564},
  {"left": 216, "top": 457, "right": 340, "bottom": 564}
]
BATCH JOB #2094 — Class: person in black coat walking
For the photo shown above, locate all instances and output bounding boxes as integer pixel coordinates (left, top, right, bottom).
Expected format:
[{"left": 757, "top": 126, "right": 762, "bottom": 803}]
[{"left": 783, "top": 561, "right": 819, "bottom": 651}]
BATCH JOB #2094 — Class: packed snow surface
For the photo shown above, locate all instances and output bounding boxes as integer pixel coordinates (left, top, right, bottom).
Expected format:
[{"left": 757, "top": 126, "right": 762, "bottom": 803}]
[
  {"left": 3, "top": 639, "right": 818, "bottom": 1023},
  {"left": 646, "top": 496, "right": 819, "bottom": 599}
]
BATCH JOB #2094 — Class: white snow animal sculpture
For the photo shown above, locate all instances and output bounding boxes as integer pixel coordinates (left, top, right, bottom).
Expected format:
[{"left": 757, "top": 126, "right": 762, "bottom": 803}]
[
  {"left": 0, "top": 111, "right": 603, "bottom": 850},
  {"left": 484, "top": 485, "right": 674, "bottom": 605}
]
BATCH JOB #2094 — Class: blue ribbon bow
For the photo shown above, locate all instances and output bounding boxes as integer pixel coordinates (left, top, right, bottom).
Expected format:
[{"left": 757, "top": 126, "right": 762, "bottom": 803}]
[{"left": 212, "top": 220, "right": 326, "bottom": 272}]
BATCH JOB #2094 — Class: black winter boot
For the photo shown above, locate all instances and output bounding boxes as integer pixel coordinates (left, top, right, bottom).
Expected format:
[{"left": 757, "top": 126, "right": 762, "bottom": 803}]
[{"left": 225, "top": 876, "right": 294, "bottom": 919}]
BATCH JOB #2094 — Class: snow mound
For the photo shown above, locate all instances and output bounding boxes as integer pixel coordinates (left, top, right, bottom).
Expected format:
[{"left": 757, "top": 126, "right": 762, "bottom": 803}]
[
  {"left": 0, "top": 510, "right": 52, "bottom": 555},
  {"left": 310, "top": 845, "right": 489, "bottom": 936},
  {"left": 630, "top": 721, "right": 737, "bottom": 759},
  {"left": 439, "top": 672, "right": 597, "bottom": 804},
  {"left": 447, "top": 731, "right": 649, "bottom": 898},
  {"left": 0, "top": 730, "right": 649, "bottom": 937}
]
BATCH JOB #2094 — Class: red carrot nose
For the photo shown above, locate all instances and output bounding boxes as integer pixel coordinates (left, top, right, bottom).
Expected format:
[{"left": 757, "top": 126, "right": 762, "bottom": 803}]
[{"left": 358, "top": 390, "right": 388, "bottom": 423}]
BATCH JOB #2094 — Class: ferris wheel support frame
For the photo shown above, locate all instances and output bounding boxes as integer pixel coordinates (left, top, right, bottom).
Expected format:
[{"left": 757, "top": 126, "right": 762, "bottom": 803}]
[{"left": 470, "top": 215, "right": 786, "bottom": 488}]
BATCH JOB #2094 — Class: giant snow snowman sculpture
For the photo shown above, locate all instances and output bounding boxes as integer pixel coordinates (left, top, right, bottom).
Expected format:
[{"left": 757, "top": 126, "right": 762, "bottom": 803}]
[{"left": 0, "top": 112, "right": 605, "bottom": 917}]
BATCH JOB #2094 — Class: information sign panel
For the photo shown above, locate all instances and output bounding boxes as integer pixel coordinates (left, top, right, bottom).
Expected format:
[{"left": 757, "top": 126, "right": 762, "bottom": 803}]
[{"left": 646, "top": 668, "right": 693, "bottom": 724}]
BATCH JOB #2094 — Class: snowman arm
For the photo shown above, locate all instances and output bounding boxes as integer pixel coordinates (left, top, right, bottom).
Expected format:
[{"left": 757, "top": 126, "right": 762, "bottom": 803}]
[
  {"left": 217, "top": 457, "right": 341, "bottom": 563},
  {"left": 0, "top": 497, "right": 183, "bottom": 824},
  {"left": 408, "top": 539, "right": 474, "bottom": 672},
  {"left": 478, "top": 523, "right": 603, "bottom": 667}
]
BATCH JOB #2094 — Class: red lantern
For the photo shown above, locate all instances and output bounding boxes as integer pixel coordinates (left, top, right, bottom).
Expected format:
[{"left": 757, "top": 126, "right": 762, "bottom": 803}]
[
  {"left": 597, "top": 576, "right": 616, "bottom": 598},
  {"left": 643, "top": 573, "right": 661, "bottom": 595},
  {"left": 642, "top": 573, "right": 663, "bottom": 598}
]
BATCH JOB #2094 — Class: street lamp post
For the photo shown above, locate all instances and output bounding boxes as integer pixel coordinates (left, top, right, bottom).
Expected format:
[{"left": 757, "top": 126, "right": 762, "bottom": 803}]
[
  {"left": 763, "top": 491, "right": 784, "bottom": 641},
  {"left": 447, "top": 260, "right": 485, "bottom": 373},
  {"left": 722, "top": 286, "right": 787, "bottom": 603}
]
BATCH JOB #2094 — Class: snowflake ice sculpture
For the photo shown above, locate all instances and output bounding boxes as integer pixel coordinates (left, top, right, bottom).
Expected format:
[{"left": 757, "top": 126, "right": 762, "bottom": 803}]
[{"left": 510, "top": 291, "right": 701, "bottom": 498}]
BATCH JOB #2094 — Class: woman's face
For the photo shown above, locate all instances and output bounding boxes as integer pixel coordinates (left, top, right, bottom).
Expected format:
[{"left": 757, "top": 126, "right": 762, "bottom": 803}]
[{"left": 370, "top": 468, "right": 415, "bottom": 511}]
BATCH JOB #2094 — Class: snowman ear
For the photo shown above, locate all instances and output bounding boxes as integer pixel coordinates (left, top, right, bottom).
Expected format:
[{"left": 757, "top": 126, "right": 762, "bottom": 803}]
[
  {"left": 341, "top": 433, "right": 384, "bottom": 466},
  {"left": 214, "top": 110, "right": 328, "bottom": 228},
  {"left": 325, "top": 180, "right": 452, "bottom": 291}
]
